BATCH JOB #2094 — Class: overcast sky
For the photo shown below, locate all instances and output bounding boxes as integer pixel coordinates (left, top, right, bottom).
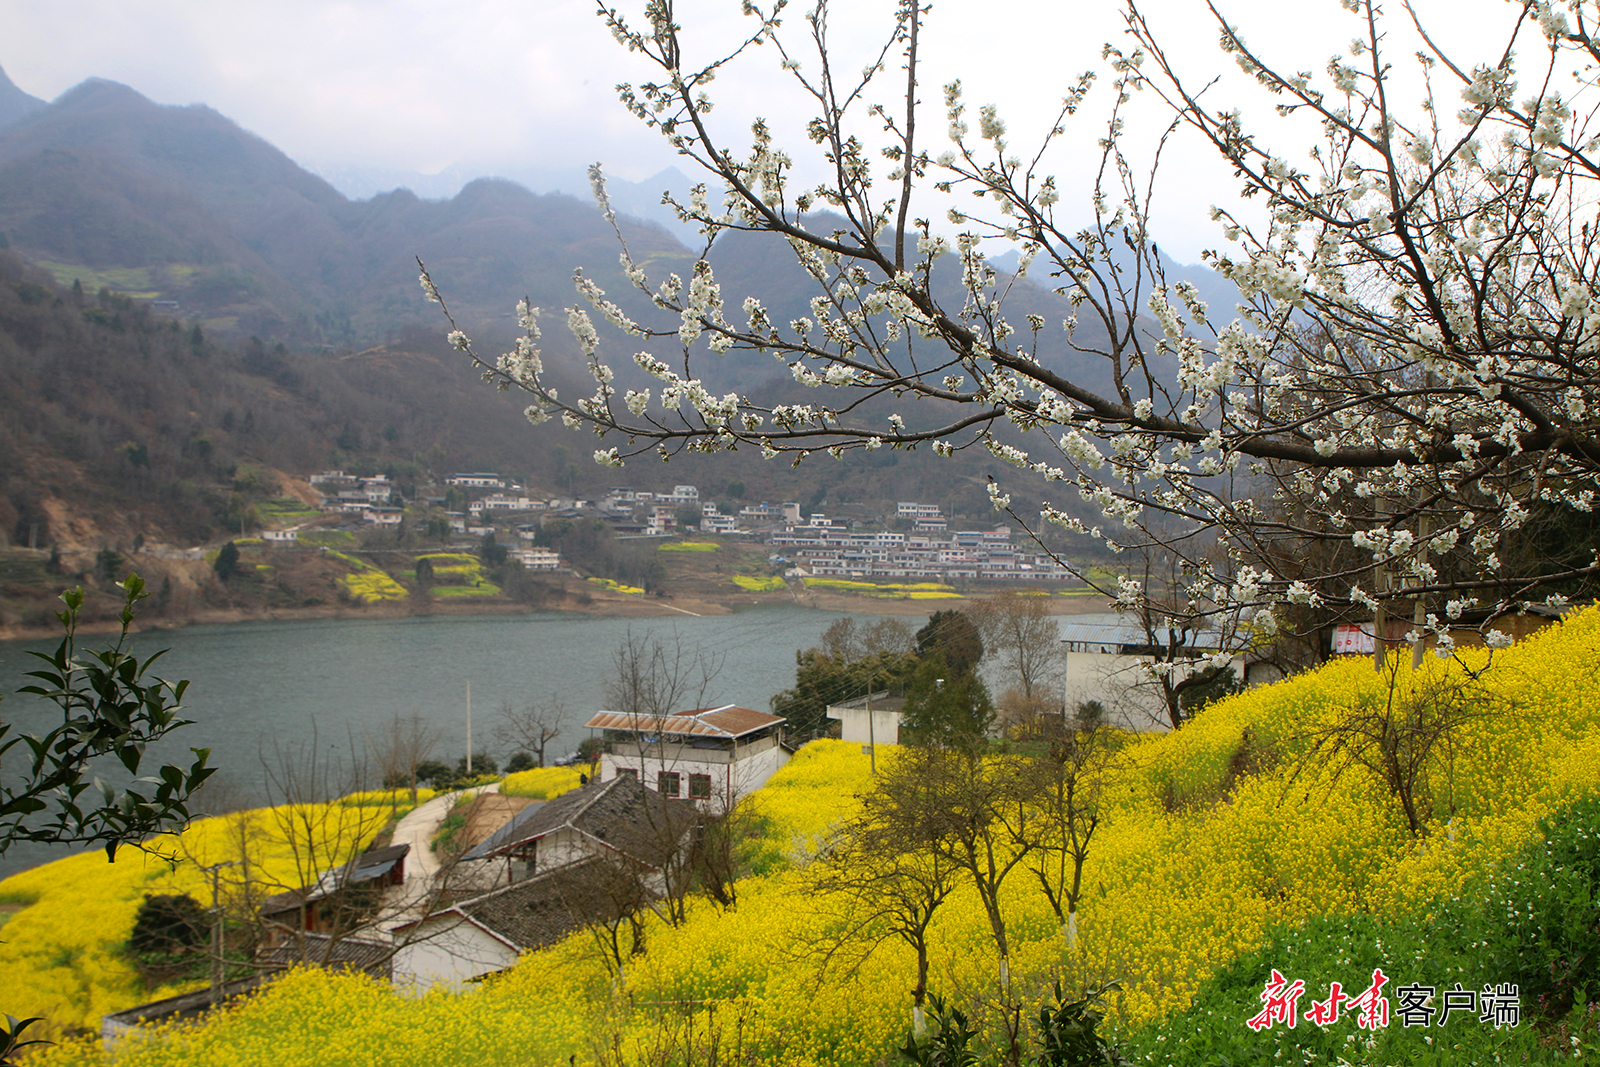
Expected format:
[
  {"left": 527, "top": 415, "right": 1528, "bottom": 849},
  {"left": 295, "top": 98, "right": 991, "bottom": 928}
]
[{"left": 0, "top": 0, "right": 1530, "bottom": 261}]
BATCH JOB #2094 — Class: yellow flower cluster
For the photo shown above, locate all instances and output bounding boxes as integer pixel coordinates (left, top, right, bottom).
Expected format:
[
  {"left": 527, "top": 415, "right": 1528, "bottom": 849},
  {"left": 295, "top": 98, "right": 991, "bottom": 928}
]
[
  {"left": 802, "top": 579, "right": 960, "bottom": 598},
  {"left": 585, "top": 577, "right": 645, "bottom": 596},
  {"left": 500, "top": 766, "right": 585, "bottom": 799},
  {"left": 0, "top": 794, "right": 412, "bottom": 1033},
  {"left": 658, "top": 542, "right": 719, "bottom": 553},
  {"left": 23, "top": 609, "right": 1600, "bottom": 1065},
  {"left": 337, "top": 571, "right": 409, "bottom": 603},
  {"left": 430, "top": 584, "right": 501, "bottom": 598},
  {"left": 731, "top": 575, "right": 786, "bottom": 591},
  {"left": 336, "top": 789, "right": 437, "bottom": 809},
  {"left": 414, "top": 553, "right": 482, "bottom": 574},
  {"left": 323, "top": 550, "right": 410, "bottom": 602}
]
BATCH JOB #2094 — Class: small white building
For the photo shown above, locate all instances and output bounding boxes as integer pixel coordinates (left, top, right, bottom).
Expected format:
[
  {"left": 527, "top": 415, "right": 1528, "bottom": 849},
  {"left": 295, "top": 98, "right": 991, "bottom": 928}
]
[
  {"left": 1060, "top": 619, "right": 1250, "bottom": 732},
  {"left": 446, "top": 473, "right": 506, "bottom": 489},
  {"left": 585, "top": 705, "right": 791, "bottom": 813},
  {"left": 825, "top": 692, "right": 908, "bottom": 746},
  {"left": 508, "top": 546, "right": 562, "bottom": 570},
  {"left": 390, "top": 857, "right": 624, "bottom": 991}
]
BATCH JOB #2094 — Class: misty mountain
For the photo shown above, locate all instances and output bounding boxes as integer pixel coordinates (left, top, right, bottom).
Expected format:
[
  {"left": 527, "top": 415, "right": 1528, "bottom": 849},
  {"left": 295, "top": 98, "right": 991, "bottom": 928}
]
[
  {"left": 311, "top": 160, "right": 701, "bottom": 243},
  {"left": 0, "top": 74, "right": 1149, "bottom": 630},
  {"left": 0, "top": 65, "right": 44, "bottom": 132},
  {"left": 0, "top": 75, "right": 1161, "bottom": 496},
  {"left": 0, "top": 75, "right": 688, "bottom": 347}
]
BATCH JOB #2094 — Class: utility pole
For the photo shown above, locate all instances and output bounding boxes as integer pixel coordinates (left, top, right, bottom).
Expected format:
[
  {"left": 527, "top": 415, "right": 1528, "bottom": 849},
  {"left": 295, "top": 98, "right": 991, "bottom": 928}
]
[
  {"left": 202, "top": 860, "right": 239, "bottom": 1008},
  {"left": 866, "top": 674, "right": 876, "bottom": 776},
  {"left": 466, "top": 681, "right": 472, "bottom": 776}
]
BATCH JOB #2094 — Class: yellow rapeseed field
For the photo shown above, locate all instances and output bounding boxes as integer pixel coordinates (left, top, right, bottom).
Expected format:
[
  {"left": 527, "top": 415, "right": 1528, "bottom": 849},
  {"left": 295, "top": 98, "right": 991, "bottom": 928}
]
[
  {"left": 500, "top": 766, "right": 585, "bottom": 799},
  {"left": 16, "top": 608, "right": 1600, "bottom": 1065},
  {"left": 731, "top": 575, "right": 786, "bottom": 592},
  {"left": 0, "top": 795, "right": 415, "bottom": 1032}
]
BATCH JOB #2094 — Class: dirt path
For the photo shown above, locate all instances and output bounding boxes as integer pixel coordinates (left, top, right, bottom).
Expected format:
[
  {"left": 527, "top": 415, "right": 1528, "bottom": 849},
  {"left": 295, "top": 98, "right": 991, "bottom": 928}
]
[{"left": 459, "top": 792, "right": 536, "bottom": 850}]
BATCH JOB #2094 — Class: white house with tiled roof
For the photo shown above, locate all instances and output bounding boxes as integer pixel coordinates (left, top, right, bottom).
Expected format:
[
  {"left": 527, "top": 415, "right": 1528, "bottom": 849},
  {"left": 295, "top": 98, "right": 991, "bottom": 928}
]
[
  {"left": 583, "top": 704, "right": 791, "bottom": 813},
  {"left": 389, "top": 857, "right": 624, "bottom": 991}
]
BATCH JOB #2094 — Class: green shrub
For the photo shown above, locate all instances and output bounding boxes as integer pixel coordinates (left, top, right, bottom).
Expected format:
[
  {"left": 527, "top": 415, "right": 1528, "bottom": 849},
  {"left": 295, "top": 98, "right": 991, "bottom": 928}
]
[{"left": 1483, "top": 794, "right": 1600, "bottom": 1020}]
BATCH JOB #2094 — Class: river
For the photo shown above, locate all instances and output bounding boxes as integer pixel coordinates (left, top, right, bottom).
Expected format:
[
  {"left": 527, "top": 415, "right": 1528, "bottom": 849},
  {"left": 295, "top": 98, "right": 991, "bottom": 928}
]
[{"left": 0, "top": 604, "right": 863, "bottom": 879}]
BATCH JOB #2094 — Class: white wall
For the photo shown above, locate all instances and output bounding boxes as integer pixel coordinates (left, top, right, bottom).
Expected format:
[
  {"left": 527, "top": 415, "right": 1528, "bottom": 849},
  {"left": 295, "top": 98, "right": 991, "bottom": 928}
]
[
  {"left": 1061, "top": 650, "right": 1245, "bottom": 732},
  {"left": 391, "top": 913, "right": 517, "bottom": 992},
  {"left": 600, "top": 739, "right": 790, "bottom": 813},
  {"left": 832, "top": 707, "right": 903, "bottom": 745}
]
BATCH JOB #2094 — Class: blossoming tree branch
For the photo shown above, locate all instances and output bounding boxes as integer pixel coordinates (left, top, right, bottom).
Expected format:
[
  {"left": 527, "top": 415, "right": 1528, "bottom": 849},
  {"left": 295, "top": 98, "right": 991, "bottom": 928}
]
[{"left": 422, "top": 0, "right": 1600, "bottom": 658}]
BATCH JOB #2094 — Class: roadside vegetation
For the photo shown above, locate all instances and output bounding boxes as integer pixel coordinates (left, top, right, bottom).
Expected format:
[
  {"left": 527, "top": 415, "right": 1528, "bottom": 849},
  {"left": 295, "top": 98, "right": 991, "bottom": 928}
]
[{"left": 6, "top": 608, "right": 1600, "bottom": 1063}]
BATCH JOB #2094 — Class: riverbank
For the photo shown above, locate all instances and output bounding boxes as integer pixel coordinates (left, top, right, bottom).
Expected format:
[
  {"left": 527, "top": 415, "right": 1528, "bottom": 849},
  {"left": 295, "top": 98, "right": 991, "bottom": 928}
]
[{"left": 0, "top": 576, "right": 1113, "bottom": 642}]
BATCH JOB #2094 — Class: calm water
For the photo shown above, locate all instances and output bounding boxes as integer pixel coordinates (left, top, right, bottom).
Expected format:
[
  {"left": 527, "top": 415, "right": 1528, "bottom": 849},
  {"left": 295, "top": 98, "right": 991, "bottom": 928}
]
[{"left": 0, "top": 604, "right": 860, "bottom": 879}]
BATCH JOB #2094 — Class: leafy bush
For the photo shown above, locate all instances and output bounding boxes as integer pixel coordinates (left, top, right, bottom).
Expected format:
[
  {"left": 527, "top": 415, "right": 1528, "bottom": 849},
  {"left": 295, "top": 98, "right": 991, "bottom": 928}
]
[
  {"left": 1032, "top": 984, "right": 1120, "bottom": 1067},
  {"left": 899, "top": 994, "right": 978, "bottom": 1067},
  {"left": 128, "top": 894, "right": 207, "bottom": 956}
]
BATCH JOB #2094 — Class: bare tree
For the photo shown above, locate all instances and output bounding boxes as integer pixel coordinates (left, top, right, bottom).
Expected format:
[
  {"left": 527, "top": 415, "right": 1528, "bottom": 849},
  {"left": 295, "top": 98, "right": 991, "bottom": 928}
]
[
  {"left": 1295, "top": 656, "right": 1510, "bottom": 836},
  {"left": 365, "top": 712, "right": 444, "bottom": 804},
  {"left": 970, "top": 592, "right": 1064, "bottom": 734},
  {"left": 494, "top": 697, "right": 564, "bottom": 768},
  {"left": 819, "top": 616, "right": 916, "bottom": 663},
  {"left": 807, "top": 793, "right": 960, "bottom": 1035},
  {"left": 1023, "top": 724, "right": 1122, "bottom": 949},
  {"left": 604, "top": 629, "right": 724, "bottom": 718},
  {"left": 871, "top": 744, "right": 1035, "bottom": 1062}
]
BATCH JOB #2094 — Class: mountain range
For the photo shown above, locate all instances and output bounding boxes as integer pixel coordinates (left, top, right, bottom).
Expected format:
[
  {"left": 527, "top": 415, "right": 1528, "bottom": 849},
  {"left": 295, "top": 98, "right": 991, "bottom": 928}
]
[{"left": 0, "top": 61, "right": 1213, "bottom": 618}]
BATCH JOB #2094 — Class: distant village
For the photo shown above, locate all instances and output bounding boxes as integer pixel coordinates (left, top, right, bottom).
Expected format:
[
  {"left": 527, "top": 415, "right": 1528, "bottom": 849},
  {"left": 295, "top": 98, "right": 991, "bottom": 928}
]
[{"left": 292, "top": 470, "right": 1076, "bottom": 584}]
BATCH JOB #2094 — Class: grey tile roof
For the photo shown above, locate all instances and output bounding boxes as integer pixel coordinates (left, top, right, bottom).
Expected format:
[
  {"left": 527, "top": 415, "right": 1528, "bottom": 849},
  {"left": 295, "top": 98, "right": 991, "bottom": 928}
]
[
  {"left": 1058, "top": 620, "right": 1244, "bottom": 652},
  {"left": 461, "top": 775, "right": 694, "bottom": 867},
  {"left": 258, "top": 842, "right": 409, "bottom": 917},
  {"left": 457, "top": 857, "right": 626, "bottom": 951},
  {"left": 257, "top": 934, "right": 393, "bottom": 978}
]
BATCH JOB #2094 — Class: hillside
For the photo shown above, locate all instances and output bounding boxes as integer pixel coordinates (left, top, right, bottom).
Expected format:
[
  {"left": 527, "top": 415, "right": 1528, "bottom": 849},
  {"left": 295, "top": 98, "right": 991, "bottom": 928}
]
[
  {"left": 5, "top": 609, "right": 1600, "bottom": 1061},
  {"left": 0, "top": 66, "right": 1155, "bottom": 624},
  {"left": 0, "top": 65, "right": 43, "bottom": 131},
  {"left": 0, "top": 254, "right": 1063, "bottom": 632}
]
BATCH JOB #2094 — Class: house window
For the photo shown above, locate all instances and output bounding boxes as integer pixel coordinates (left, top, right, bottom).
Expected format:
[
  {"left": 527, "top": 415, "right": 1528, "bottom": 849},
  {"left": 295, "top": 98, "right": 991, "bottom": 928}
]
[
  {"left": 658, "top": 771, "right": 681, "bottom": 796},
  {"left": 689, "top": 773, "right": 712, "bottom": 799},
  {"left": 617, "top": 768, "right": 638, "bottom": 781}
]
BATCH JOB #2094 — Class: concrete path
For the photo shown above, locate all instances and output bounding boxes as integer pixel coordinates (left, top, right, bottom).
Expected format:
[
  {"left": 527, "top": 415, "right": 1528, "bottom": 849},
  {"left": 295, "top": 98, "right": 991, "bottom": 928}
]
[{"left": 383, "top": 782, "right": 500, "bottom": 923}]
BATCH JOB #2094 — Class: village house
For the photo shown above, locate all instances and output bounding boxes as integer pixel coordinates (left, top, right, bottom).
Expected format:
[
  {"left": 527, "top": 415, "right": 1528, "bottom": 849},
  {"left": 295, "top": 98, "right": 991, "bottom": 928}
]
[
  {"left": 456, "top": 773, "right": 695, "bottom": 890},
  {"left": 1059, "top": 619, "right": 1252, "bottom": 731},
  {"left": 393, "top": 776, "right": 698, "bottom": 991},
  {"left": 825, "top": 691, "right": 909, "bottom": 746},
  {"left": 257, "top": 842, "right": 410, "bottom": 944},
  {"left": 446, "top": 473, "right": 506, "bottom": 489},
  {"left": 700, "top": 503, "right": 738, "bottom": 534},
  {"left": 584, "top": 705, "right": 791, "bottom": 814},
  {"left": 389, "top": 857, "right": 629, "bottom": 991},
  {"left": 507, "top": 545, "right": 562, "bottom": 571}
]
